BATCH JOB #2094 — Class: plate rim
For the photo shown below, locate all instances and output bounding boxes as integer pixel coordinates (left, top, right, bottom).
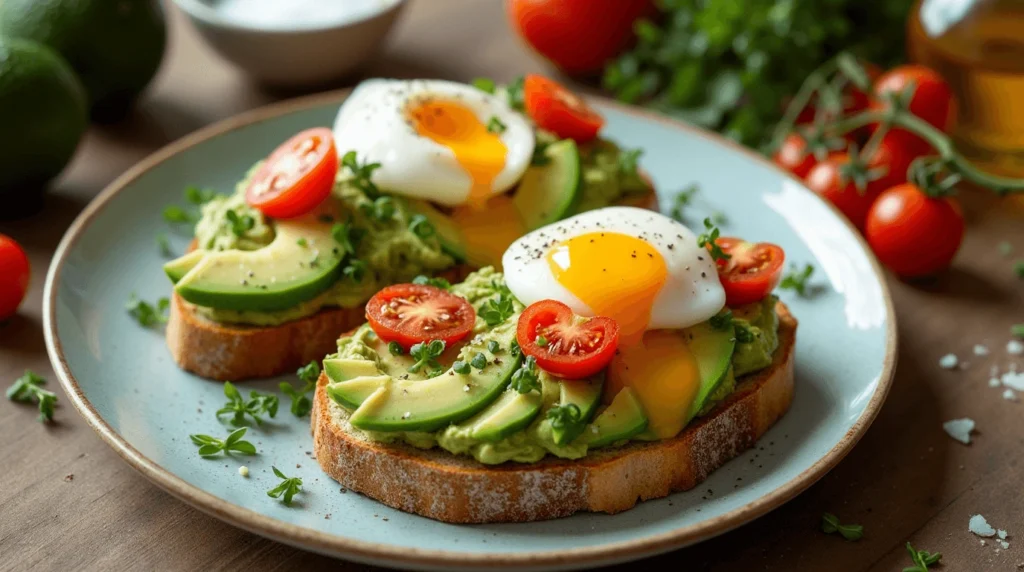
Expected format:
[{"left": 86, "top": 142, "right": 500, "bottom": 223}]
[{"left": 43, "top": 88, "right": 898, "bottom": 570}]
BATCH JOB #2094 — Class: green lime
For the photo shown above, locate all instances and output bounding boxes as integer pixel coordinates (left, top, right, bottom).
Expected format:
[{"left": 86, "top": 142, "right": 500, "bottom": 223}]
[
  {"left": 0, "top": 0, "right": 167, "bottom": 121},
  {"left": 0, "top": 36, "right": 87, "bottom": 208}
]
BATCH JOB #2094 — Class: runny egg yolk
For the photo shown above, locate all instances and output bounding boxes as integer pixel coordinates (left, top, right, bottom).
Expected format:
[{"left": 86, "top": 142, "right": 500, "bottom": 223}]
[
  {"left": 408, "top": 99, "right": 507, "bottom": 208},
  {"left": 546, "top": 232, "right": 667, "bottom": 347}
]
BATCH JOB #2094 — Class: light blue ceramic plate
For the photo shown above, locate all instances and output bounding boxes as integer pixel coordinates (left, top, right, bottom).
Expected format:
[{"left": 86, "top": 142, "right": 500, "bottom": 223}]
[{"left": 44, "top": 92, "right": 897, "bottom": 572}]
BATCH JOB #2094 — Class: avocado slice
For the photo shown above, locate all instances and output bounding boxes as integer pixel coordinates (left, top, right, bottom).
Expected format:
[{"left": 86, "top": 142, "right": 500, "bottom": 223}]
[
  {"left": 584, "top": 387, "right": 648, "bottom": 449},
  {"left": 324, "top": 358, "right": 381, "bottom": 382},
  {"left": 326, "top": 375, "right": 390, "bottom": 410},
  {"left": 403, "top": 199, "right": 467, "bottom": 262},
  {"left": 164, "top": 250, "right": 205, "bottom": 284},
  {"left": 684, "top": 320, "right": 737, "bottom": 420},
  {"left": 461, "top": 388, "right": 543, "bottom": 442},
  {"left": 513, "top": 139, "right": 581, "bottom": 231},
  {"left": 339, "top": 330, "right": 522, "bottom": 432},
  {"left": 549, "top": 374, "right": 603, "bottom": 445},
  {"left": 170, "top": 213, "right": 344, "bottom": 312}
]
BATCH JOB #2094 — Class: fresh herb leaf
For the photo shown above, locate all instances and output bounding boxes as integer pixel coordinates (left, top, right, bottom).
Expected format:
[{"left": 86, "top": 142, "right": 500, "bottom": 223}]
[
  {"left": 1013, "top": 324, "right": 1024, "bottom": 338},
  {"left": 669, "top": 184, "right": 700, "bottom": 222},
  {"left": 412, "top": 275, "right": 451, "bottom": 289},
  {"left": 341, "top": 150, "right": 382, "bottom": 199},
  {"left": 7, "top": 370, "right": 57, "bottom": 422},
  {"left": 280, "top": 361, "right": 320, "bottom": 417},
  {"left": 156, "top": 233, "right": 173, "bottom": 257},
  {"left": 363, "top": 196, "right": 396, "bottom": 222},
  {"left": 297, "top": 360, "right": 320, "bottom": 385},
  {"left": 487, "top": 116, "right": 507, "bottom": 134},
  {"left": 780, "top": 263, "right": 816, "bottom": 296},
  {"left": 821, "top": 513, "right": 864, "bottom": 541},
  {"left": 267, "top": 466, "right": 303, "bottom": 505},
  {"left": 505, "top": 76, "right": 525, "bottom": 111},
  {"left": 331, "top": 221, "right": 361, "bottom": 256},
  {"left": 735, "top": 323, "right": 755, "bottom": 344},
  {"left": 510, "top": 356, "right": 540, "bottom": 394},
  {"left": 711, "top": 210, "right": 728, "bottom": 225},
  {"left": 343, "top": 259, "right": 368, "bottom": 282},
  {"left": 471, "top": 77, "right": 497, "bottom": 94},
  {"left": 162, "top": 205, "right": 196, "bottom": 224},
  {"left": 126, "top": 294, "right": 170, "bottom": 327},
  {"left": 510, "top": 339, "right": 521, "bottom": 358},
  {"left": 184, "top": 186, "right": 218, "bottom": 205},
  {"left": 189, "top": 427, "right": 257, "bottom": 457},
  {"left": 487, "top": 340, "right": 501, "bottom": 354},
  {"left": 479, "top": 292, "right": 515, "bottom": 326},
  {"left": 216, "top": 381, "right": 279, "bottom": 427},
  {"left": 453, "top": 360, "right": 471, "bottom": 375},
  {"left": 696, "top": 217, "right": 730, "bottom": 262},
  {"left": 225, "top": 209, "right": 255, "bottom": 237},
  {"left": 1015, "top": 260, "right": 1024, "bottom": 278},
  {"left": 408, "top": 214, "right": 435, "bottom": 239},
  {"left": 546, "top": 403, "right": 581, "bottom": 430},
  {"left": 408, "top": 340, "right": 446, "bottom": 374},
  {"left": 709, "top": 309, "right": 733, "bottom": 330},
  {"left": 471, "top": 352, "right": 488, "bottom": 370},
  {"left": 296, "top": 237, "right": 308, "bottom": 248},
  {"left": 618, "top": 148, "right": 643, "bottom": 178},
  {"left": 903, "top": 542, "right": 942, "bottom": 571},
  {"left": 388, "top": 341, "right": 404, "bottom": 356},
  {"left": 530, "top": 139, "right": 551, "bottom": 166}
]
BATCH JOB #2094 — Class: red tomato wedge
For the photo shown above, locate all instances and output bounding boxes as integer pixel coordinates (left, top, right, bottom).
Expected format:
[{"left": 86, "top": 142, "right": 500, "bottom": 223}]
[
  {"left": 365, "top": 284, "right": 475, "bottom": 351},
  {"left": 516, "top": 300, "right": 619, "bottom": 379},
  {"left": 0, "top": 234, "right": 30, "bottom": 321},
  {"left": 523, "top": 74, "right": 604, "bottom": 143},
  {"left": 712, "top": 238, "right": 786, "bottom": 306},
  {"left": 245, "top": 128, "right": 338, "bottom": 219}
]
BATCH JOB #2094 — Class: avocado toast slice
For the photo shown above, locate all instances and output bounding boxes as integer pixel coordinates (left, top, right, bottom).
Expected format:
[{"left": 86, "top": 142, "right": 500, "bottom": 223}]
[{"left": 310, "top": 302, "right": 795, "bottom": 523}]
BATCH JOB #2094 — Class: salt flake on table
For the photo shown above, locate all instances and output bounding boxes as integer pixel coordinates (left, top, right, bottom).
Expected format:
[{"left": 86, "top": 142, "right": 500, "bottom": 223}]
[
  {"left": 999, "top": 540, "right": 1010, "bottom": 549},
  {"left": 974, "top": 344, "right": 990, "bottom": 356},
  {"left": 1009, "top": 340, "right": 1024, "bottom": 355},
  {"left": 969, "top": 514, "right": 997, "bottom": 537},
  {"left": 1002, "top": 371, "right": 1024, "bottom": 391},
  {"left": 998, "top": 529, "right": 1008, "bottom": 540},
  {"left": 989, "top": 377, "right": 1001, "bottom": 388},
  {"left": 1004, "top": 389, "right": 1017, "bottom": 401},
  {"left": 943, "top": 418, "right": 975, "bottom": 444},
  {"left": 938, "top": 354, "right": 959, "bottom": 369}
]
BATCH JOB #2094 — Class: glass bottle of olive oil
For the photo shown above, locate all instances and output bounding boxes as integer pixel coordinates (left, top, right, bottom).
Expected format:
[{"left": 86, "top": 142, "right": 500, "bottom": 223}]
[{"left": 908, "top": 0, "right": 1024, "bottom": 179}]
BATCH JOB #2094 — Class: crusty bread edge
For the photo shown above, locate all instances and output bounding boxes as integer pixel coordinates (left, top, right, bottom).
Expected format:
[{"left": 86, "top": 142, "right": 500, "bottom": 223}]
[
  {"left": 166, "top": 186, "right": 659, "bottom": 380},
  {"left": 310, "top": 303, "right": 796, "bottom": 524}
]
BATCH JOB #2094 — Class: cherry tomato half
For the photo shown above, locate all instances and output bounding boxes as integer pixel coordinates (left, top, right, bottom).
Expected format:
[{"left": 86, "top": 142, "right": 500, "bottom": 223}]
[
  {"left": 245, "top": 128, "right": 338, "bottom": 219},
  {"left": 0, "top": 234, "right": 30, "bottom": 321},
  {"left": 713, "top": 238, "right": 786, "bottom": 307},
  {"left": 865, "top": 183, "right": 964, "bottom": 277},
  {"left": 516, "top": 300, "right": 619, "bottom": 380},
  {"left": 523, "top": 74, "right": 604, "bottom": 143},
  {"left": 365, "top": 284, "right": 476, "bottom": 351}
]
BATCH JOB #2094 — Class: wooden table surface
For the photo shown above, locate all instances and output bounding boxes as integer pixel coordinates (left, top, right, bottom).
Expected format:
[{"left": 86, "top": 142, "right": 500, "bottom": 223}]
[{"left": 2, "top": 2, "right": 1023, "bottom": 570}]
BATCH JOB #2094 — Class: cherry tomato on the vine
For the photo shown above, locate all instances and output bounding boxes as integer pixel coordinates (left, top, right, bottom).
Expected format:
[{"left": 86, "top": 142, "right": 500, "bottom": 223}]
[
  {"left": 865, "top": 183, "right": 964, "bottom": 277},
  {"left": 873, "top": 65, "right": 955, "bottom": 132},
  {"left": 773, "top": 133, "right": 827, "bottom": 179}
]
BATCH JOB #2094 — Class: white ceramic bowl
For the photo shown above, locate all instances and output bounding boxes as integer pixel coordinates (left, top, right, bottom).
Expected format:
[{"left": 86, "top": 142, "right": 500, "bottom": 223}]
[{"left": 173, "top": 0, "right": 406, "bottom": 88}]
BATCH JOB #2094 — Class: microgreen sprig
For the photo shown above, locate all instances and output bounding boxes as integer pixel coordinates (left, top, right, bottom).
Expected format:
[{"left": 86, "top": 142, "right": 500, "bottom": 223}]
[
  {"left": 780, "top": 263, "right": 816, "bottom": 296},
  {"left": 267, "top": 466, "right": 303, "bottom": 505},
  {"left": 470, "top": 352, "right": 488, "bottom": 370},
  {"left": 408, "top": 214, "right": 435, "bottom": 239},
  {"left": 331, "top": 220, "right": 362, "bottom": 257},
  {"left": 471, "top": 77, "right": 496, "bottom": 94},
  {"left": 126, "top": 294, "right": 169, "bottom": 327},
  {"left": 546, "top": 403, "right": 581, "bottom": 430},
  {"left": 709, "top": 309, "right": 734, "bottom": 330},
  {"left": 412, "top": 275, "right": 451, "bottom": 289},
  {"left": 480, "top": 292, "right": 515, "bottom": 326},
  {"left": 7, "top": 370, "right": 57, "bottom": 422},
  {"left": 216, "top": 381, "right": 279, "bottom": 427},
  {"left": 510, "top": 356, "right": 540, "bottom": 394},
  {"left": 342, "top": 150, "right": 382, "bottom": 199},
  {"left": 903, "top": 542, "right": 941, "bottom": 571},
  {"left": 225, "top": 209, "right": 255, "bottom": 237},
  {"left": 408, "top": 340, "right": 446, "bottom": 376},
  {"left": 696, "top": 218, "right": 730, "bottom": 263},
  {"left": 669, "top": 184, "right": 700, "bottom": 222},
  {"left": 279, "top": 361, "right": 320, "bottom": 417},
  {"left": 487, "top": 116, "right": 507, "bottom": 134},
  {"left": 821, "top": 512, "right": 864, "bottom": 541},
  {"left": 618, "top": 148, "right": 643, "bottom": 179},
  {"left": 189, "top": 427, "right": 257, "bottom": 458},
  {"left": 343, "top": 259, "right": 368, "bottom": 282}
]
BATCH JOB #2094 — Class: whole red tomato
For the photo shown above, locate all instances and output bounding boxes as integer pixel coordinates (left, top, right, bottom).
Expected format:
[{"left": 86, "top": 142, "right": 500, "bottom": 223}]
[
  {"left": 0, "top": 234, "right": 30, "bottom": 321},
  {"left": 507, "top": 0, "right": 658, "bottom": 75},
  {"left": 865, "top": 183, "right": 964, "bottom": 277}
]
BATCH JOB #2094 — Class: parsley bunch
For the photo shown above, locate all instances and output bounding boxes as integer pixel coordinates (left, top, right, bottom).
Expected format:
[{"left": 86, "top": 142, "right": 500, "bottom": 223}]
[
  {"left": 217, "top": 381, "right": 279, "bottom": 427},
  {"left": 409, "top": 340, "right": 446, "bottom": 376},
  {"left": 189, "top": 427, "right": 257, "bottom": 457},
  {"left": 267, "top": 467, "right": 303, "bottom": 505},
  {"left": 510, "top": 356, "right": 540, "bottom": 394},
  {"left": 7, "top": 370, "right": 57, "bottom": 422},
  {"left": 279, "top": 361, "right": 320, "bottom": 417},
  {"left": 126, "top": 294, "right": 169, "bottom": 327}
]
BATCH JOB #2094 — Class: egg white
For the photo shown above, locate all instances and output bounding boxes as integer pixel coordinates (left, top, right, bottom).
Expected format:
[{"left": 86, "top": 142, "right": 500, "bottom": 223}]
[
  {"left": 502, "top": 207, "right": 727, "bottom": 331},
  {"left": 331, "top": 79, "right": 535, "bottom": 206}
]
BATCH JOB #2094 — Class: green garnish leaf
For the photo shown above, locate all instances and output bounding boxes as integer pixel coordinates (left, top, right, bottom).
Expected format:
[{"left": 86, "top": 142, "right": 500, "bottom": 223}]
[
  {"left": 735, "top": 323, "right": 755, "bottom": 344},
  {"left": 618, "top": 148, "right": 643, "bottom": 178},
  {"left": 156, "top": 233, "right": 173, "bottom": 257},
  {"left": 412, "top": 275, "right": 452, "bottom": 289},
  {"left": 487, "top": 340, "right": 500, "bottom": 354},
  {"left": 7, "top": 370, "right": 57, "bottom": 422},
  {"left": 509, "top": 356, "right": 540, "bottom": 394},
  {"left": 669, "top": 184, "right": 699, "bottom": 222},
  {"left": 363, "top": 196, "right": 396, "bottom": 222},
  {"left": 530, "top": 139, "right": 551, "bottom": 166},
  {"left": 267, "top": 466, "right": 303, "bottom": 505},
  {"left": 1013, "top": 324, "right": 1024, "bottom": 338},
  {"left": 189, "top": 427, "right": 257, "bottom": 458},
  {"left": 696, "top": 217, "right": 730, "bottom": 262},
  {"left": 510, "top": 339, "right": 521, "bottom": 358},
  {"left": 821, "top": 512, "right": 864, "bottom": 541},
  {"left": 471, "top": 352, "right": 488, "bottom": 370},
  {"left": 343, "top": 259, "right": 368, "bottom": 282},
  {"left": 296, "top": 237, "right": 308, "bottom": 248},
  {"left": 408, "top": 339, "right": 446, "bottom": 374},
  {"left": 505, "top": 76, "right": 525, "bottom": 111},
  {"left": 709, "top": 309, "right": 733, "bottom": 330},
  {"left": 780, "top": 263, "right": 816, "bottom": 296},
  {"left": 487, "top": 116, "right": 507, "bottom": 134},
  {"left": 903, "top": 542, "right": 942, "bottom": 571},
  {"left": 546, "top": 403, "right": 581, "bottom": 430},
  {"left": 225, "top": 209, "right": 255, "bottom": 237},
  {"left": 162, "top": 205, "right": 196, "bottom": 224},
  {"left": 126, "top": 294, "right": 170, "bottom": 327},
  {"left": 184, "top": 186, "right": 218, "bottom": 205},
  {"left": 297, "top": 361, "right": 320, "bottom": 384},
  {"left": 331, "top": 221, "right": 361, "bottom": 257},
  {"left": 471, "top": 77, "right": 497, "bottom": 94},
  {"left": 711, "top": 210, "right": 728, "bottom": 225},
  {"left": 1015, "top": 260, "right": 1024, "bottom": 278},
  {"left": 342, "top": 150, "right": 382, "bottom": 199},
  {"left": 480, "top": 292, "right": 515, "bottom": 326},
  {"left": 280, "top": 361, "right": 320, "bottom": 417},
  {"left": 216, "top": 381, "right": 279, "bottom": 427},
  {"left": 453, "top": 360, "right": 471, "bottom": 375},
  {"left": 388, "top": 341, "right": 404, "bottom": 356},
  {"left": 408, "top": 214, "right": 435, "bottom": 239}
]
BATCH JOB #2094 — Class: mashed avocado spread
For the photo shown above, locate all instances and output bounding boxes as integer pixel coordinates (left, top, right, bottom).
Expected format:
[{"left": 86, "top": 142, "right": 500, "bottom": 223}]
[
  {"left": 325, "top": 269, "right": 781, "bottom": 465},
  {"left": 188, "top": 137, "right": 646, "bottom": 326}
]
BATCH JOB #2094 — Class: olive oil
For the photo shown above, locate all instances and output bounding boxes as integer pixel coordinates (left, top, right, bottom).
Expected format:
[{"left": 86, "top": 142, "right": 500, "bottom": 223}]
[{"left": 908, "top": 0, "right": 1024, "bottom": 179}]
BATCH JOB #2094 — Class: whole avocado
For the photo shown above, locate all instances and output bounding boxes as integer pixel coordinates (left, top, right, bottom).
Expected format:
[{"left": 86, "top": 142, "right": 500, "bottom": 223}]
[
  {"left": 0, "top": 37, "right": 87, "bottom": 209},
  {"left": 0, "top": 0, "right": 167, "bottom": 121}
]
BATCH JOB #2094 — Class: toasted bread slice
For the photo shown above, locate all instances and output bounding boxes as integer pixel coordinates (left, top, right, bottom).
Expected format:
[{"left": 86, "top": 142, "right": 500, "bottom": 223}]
[
  {"left": 166, "top": 186, "right": 658, "bottom": 380},
  {"left": 310, "top": 303, "right": 796, "bottom": 523}
]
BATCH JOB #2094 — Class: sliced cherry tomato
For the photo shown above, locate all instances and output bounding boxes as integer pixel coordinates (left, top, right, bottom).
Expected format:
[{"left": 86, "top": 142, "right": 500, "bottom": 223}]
[
  {"left": 365, "top": 284, "right": 475, "bottom": 351},
  {"left": 865, "top": 183, "right": 964, "bottom": 277},
  {"left": 0, "top": 234, "right": 30, "bottom": 321},
  {"left": 712, "top": 238, "right": 785, "bottom": 307},
  {"left": 245, "top": 128, "right": 338, "bottom": 219},
  {"left": 773, "top": 133, "right": 829, "bottom": 179},
  {"left": 516, "top": 300, "right": 619, "bottom": 380},
  {"left": 523, "top": 74, "right": 604, "bottom": 142}
]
